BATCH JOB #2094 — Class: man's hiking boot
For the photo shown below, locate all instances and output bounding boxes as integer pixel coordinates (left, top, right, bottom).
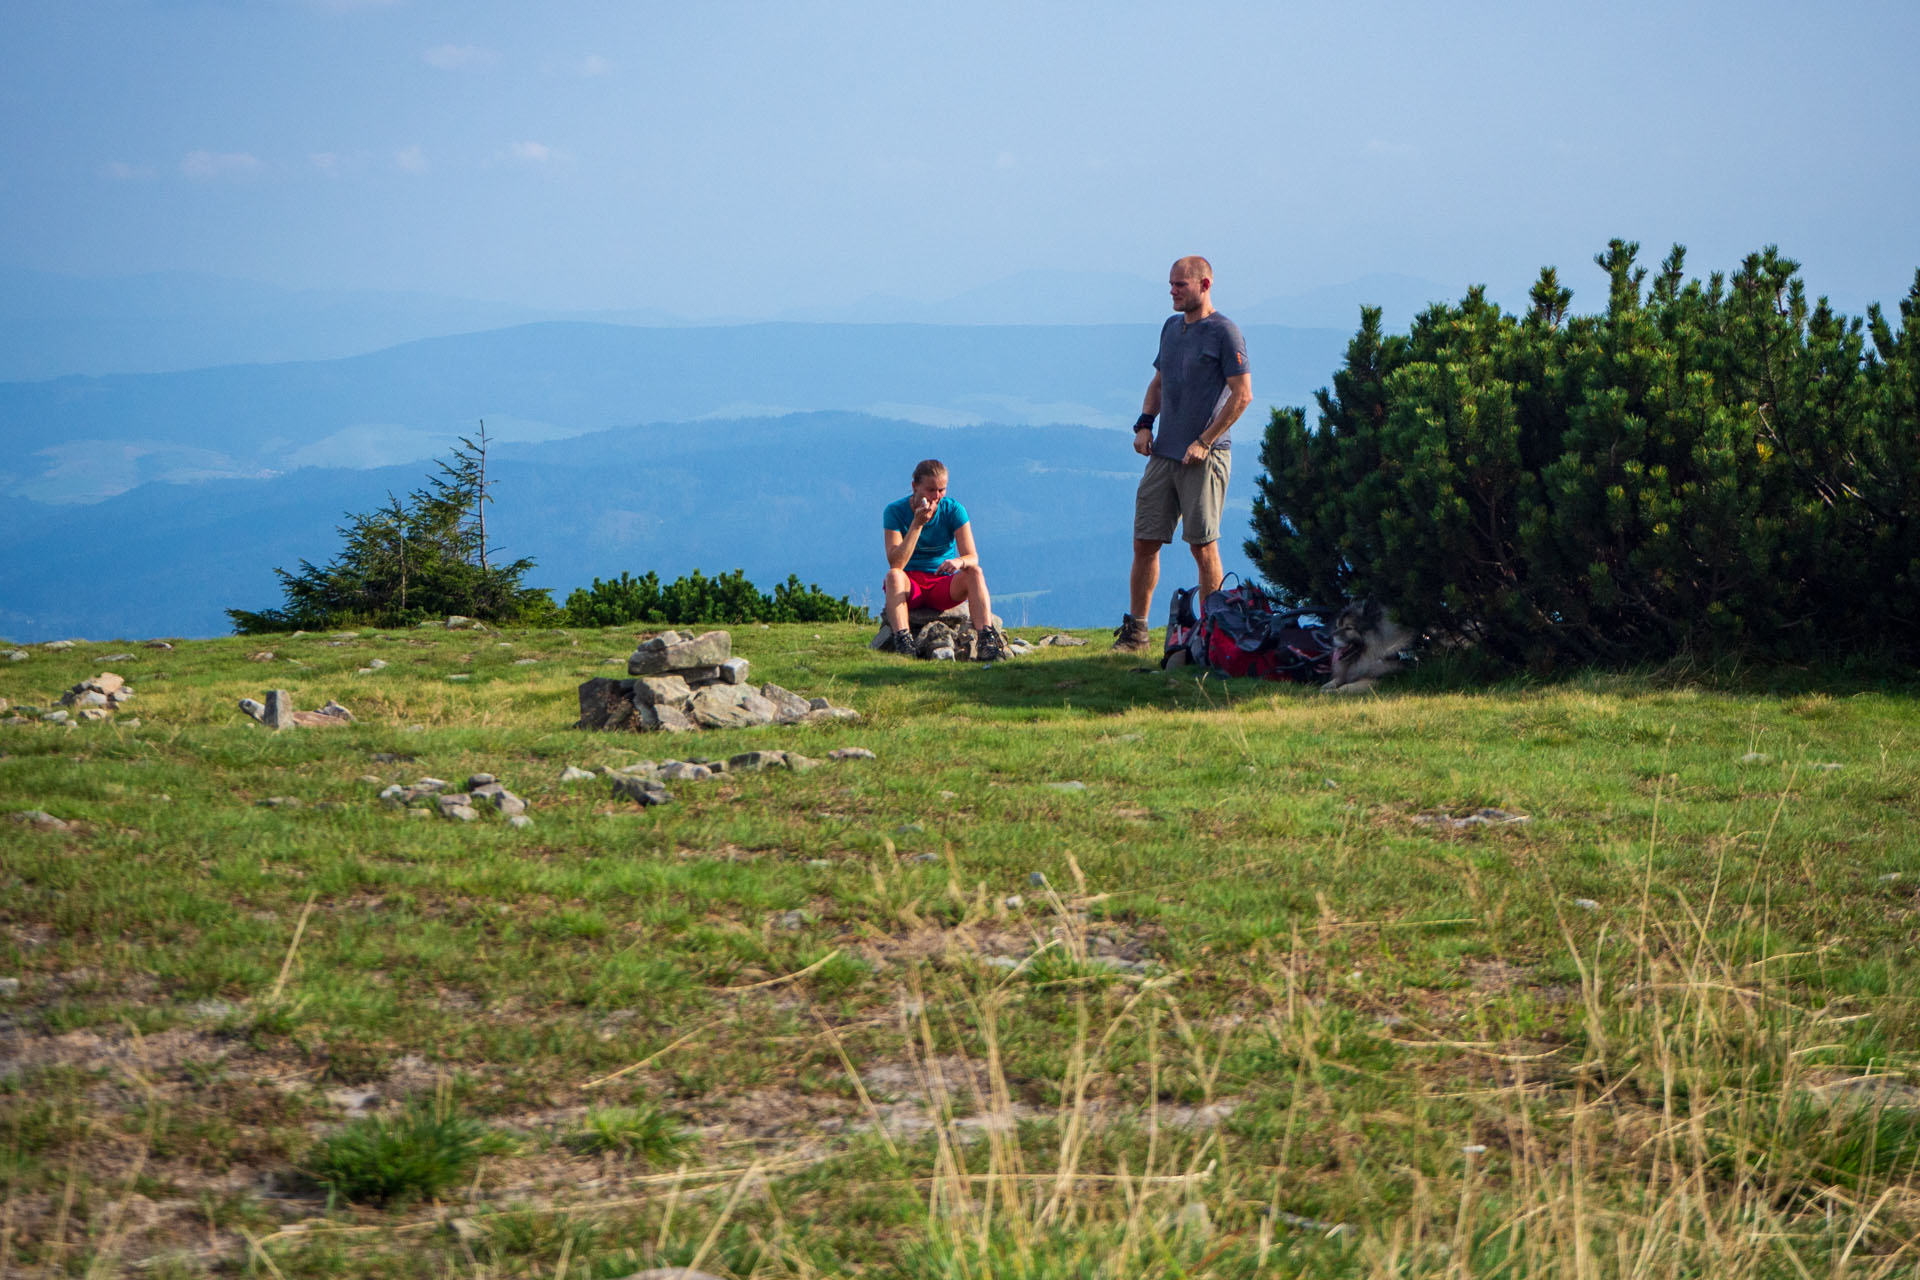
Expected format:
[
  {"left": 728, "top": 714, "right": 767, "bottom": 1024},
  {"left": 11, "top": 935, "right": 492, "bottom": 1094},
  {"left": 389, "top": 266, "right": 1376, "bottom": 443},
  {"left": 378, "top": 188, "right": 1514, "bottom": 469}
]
[
  {"left": 885, "top": 627, "right": 919, "bottom": 657},
  {"left": 1112, "top": 614, "right": 1153, "bottom": 653},
  {"left": 977, "top": 625, "right": 1012, "bottom": 662}
]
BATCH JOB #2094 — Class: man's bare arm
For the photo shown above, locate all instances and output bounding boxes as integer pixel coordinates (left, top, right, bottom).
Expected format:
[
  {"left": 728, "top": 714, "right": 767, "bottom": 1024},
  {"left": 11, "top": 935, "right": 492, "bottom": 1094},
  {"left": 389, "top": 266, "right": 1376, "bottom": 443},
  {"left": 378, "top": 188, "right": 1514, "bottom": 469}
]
[
  {"left": 1135, "top": 371, "right": 1163, "bottom": 457},
  {"left": 1181, "top": 373, "right": 1253, "bottom": 464}
]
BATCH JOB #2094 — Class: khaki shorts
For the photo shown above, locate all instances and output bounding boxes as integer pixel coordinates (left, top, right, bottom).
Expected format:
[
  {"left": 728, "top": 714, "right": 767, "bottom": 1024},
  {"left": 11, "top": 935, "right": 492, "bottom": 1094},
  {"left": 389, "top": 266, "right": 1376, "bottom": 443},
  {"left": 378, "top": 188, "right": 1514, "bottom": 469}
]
[{"left": 1134, "top": 449, "right": 1231, "bottom": 544}]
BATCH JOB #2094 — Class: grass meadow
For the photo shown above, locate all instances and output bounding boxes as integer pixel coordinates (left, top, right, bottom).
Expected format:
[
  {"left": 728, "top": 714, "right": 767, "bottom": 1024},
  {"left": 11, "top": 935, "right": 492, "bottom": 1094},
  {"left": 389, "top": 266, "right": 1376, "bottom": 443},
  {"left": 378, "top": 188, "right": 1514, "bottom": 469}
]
[{"left": 2, "top": 622, "right": 1918, "bottom": 1277}]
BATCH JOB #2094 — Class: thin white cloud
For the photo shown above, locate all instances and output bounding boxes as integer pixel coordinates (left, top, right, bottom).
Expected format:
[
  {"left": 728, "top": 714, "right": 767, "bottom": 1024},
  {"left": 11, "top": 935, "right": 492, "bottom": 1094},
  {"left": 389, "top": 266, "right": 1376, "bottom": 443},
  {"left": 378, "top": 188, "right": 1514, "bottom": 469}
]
[
  {"left": 179, "top": 150, "right": 261, "bottom": 179},
  {"left": 99, "top": 160, "right": 156, "bottom": 181},
  {"left": 424, "top": 43, "right": 496, "bottom": 70},
  {"left": 394, "top": 145, "right": 427, "bottom": 173},
  {"left": 504, "top": 141, "right": 552, "bottom": 164},
  {"left": 580, "top": 54, "right": 611, "bottom": 76}
]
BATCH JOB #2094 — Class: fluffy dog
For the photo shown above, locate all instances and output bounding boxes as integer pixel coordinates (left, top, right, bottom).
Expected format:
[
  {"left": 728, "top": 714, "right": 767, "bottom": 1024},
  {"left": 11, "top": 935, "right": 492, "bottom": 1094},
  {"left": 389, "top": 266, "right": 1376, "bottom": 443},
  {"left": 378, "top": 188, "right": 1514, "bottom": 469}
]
[{"left": 1323, "top": 598, "right": 1416, "bottom": 693}]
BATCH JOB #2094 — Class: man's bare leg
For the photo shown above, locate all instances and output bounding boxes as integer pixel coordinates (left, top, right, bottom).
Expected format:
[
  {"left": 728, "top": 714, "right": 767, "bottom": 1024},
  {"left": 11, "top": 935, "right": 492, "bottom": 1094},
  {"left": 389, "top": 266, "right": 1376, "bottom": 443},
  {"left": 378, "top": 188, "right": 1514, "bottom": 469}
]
[
  {"left": 1129, "top": 538, "right": 1164, "bottom": 619},
  {"left": 1190, "top": 540, "right": 1224, "bottom": 606}
]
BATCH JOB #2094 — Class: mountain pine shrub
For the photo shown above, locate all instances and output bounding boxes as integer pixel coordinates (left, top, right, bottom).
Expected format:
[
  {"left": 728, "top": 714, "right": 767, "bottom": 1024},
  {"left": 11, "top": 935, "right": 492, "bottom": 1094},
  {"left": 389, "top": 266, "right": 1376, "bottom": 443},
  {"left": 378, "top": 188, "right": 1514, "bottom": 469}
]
[{"left": 1248, "top": 242, "right": 1920, "bottom": 669}]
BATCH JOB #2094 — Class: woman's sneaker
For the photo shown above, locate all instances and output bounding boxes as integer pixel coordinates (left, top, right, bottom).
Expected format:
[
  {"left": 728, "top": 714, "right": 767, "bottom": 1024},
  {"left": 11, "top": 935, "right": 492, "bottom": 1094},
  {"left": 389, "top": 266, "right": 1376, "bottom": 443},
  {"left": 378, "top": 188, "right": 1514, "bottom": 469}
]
[
  {"left": 977, "top": 625, "right": 1012, "bottom": 662},
  {"left": 1112, "top": 614, "right": 1152, "bottom": 653},
  {"left": 886, "top": 628, "right": 920, "bottom": 656}
]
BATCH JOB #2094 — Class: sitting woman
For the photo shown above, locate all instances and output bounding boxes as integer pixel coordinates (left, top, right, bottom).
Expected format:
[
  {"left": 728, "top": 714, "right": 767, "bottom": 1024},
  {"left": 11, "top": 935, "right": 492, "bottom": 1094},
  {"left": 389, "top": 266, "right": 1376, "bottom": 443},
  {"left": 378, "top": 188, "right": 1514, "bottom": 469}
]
[{"left": 880, "top": 458, "right": 1009, "bottom": 661}]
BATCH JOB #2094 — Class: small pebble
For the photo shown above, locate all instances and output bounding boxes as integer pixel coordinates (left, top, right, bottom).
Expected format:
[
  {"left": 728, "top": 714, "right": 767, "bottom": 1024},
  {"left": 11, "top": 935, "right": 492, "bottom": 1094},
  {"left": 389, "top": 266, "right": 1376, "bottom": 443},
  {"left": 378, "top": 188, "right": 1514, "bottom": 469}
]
[
  {"left": 508, "top": 814, "right": 532, "bottom": 829},
  {"left": 828, "top": 747, "right": 876, "bottom": 761},
  {"left": 1462, "top": 1144, "right": 1487, "bottom": 1155},
  {"left": 1573, "top": 898, "right": 1600, "bottom": 911},
  {"left": 559, "top": 766, "right": 596, "bottom": 782},
  {"left": 1003, "top": 894, "right": 1024, "bottom": 910},
  {"left": 1046, "top": 781, "right": 1087, "bottom": 792}
]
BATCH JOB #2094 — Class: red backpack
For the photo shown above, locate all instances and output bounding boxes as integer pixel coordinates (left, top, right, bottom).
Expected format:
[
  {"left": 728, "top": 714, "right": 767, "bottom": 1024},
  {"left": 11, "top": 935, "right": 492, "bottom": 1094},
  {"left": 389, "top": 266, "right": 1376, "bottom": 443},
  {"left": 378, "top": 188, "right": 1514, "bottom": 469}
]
[{"left": 1162, "top": 579, "right": 1339, "bottom": 683}]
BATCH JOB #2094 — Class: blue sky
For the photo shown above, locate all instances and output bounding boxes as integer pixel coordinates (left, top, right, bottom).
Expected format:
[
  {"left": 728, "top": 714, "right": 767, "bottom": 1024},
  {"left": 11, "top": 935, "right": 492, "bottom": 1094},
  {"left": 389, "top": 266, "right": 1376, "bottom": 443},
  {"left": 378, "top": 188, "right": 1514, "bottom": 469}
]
[{"left": 4, "top": 0, "right": 1916, "bottom": 320}]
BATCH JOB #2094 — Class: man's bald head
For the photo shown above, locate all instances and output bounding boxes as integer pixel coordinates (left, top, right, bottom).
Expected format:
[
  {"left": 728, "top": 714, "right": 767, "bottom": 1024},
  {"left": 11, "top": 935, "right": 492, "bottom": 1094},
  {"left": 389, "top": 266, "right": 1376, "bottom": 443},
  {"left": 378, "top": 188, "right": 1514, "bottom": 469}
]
[
  {"left": 1169, "top": 256, "right": 1214, "bottom": 316},
  {"left": 1171, "top": 255, "right": 1213, "bottom": 283}
]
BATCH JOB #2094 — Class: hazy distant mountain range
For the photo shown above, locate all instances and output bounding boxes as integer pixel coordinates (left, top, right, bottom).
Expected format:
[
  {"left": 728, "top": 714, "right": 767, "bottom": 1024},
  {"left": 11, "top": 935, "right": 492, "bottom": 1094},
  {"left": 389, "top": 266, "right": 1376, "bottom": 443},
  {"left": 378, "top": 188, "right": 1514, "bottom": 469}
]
[
  {"left": 0, "top": 265, "right": 1467, "bottom": 381},
  {"left": 0, "top": 413, "right": 1268, "bottom": 642},
  {"left": 0, "top": 320, "right": 1352, "bottom": 505}
]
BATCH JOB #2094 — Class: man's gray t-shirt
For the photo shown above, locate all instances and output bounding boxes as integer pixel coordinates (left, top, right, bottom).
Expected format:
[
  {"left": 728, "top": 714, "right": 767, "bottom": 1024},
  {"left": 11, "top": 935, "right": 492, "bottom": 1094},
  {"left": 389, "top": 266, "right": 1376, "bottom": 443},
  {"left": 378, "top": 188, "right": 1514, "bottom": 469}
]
[{"left": 1152, "top": 312, "right": 1249, "bottom": 460}]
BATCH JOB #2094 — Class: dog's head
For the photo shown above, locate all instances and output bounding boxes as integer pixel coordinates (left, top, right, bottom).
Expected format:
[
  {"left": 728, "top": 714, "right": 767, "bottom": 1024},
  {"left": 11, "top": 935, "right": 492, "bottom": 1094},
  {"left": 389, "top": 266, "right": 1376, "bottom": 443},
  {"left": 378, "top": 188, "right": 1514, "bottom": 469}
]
[{"left": 1326, "top": 598, "right": 1416, "bottom": 688}]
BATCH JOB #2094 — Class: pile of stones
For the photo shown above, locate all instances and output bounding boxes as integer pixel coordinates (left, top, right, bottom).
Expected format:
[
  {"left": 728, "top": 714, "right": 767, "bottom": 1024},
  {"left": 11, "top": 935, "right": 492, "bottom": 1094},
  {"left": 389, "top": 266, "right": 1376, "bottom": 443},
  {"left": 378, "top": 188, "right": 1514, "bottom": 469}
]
[
  {"left": 577, "top": 629, "right": 859, "bottom": 733},
  {"left": 869, "top": 606, "right": 1041, "bottom": 661},
  {"left": 379, "top": 773, "right": 531, "bottom": 826},
  {"left": 601, "top": 746, "right": 875, "bottom": 807},
  {"left": 237, "top": 690, "right": 354, "bottom": 729},
  {"left": 2, "top": 673, "right": 141, "bottom": 725}
]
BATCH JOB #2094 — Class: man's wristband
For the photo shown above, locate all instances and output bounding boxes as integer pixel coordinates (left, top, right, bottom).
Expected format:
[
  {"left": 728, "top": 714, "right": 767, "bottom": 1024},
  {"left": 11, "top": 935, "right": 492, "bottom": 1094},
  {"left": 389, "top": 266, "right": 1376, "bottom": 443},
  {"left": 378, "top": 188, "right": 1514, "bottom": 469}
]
[{"left": 1133, "top": 414, "right": 1155, "bottom": 433}]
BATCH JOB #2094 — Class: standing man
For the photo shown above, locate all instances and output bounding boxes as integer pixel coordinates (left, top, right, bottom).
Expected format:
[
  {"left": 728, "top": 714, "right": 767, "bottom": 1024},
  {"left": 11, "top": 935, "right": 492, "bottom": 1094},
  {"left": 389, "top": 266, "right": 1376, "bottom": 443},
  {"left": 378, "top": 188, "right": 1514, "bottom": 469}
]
[
  {"left": 1113, "top": 255, "right": 1253, "bottom": 652},
  {"left": 881, "top": 459, "right": 1012, "bottom": 661}
]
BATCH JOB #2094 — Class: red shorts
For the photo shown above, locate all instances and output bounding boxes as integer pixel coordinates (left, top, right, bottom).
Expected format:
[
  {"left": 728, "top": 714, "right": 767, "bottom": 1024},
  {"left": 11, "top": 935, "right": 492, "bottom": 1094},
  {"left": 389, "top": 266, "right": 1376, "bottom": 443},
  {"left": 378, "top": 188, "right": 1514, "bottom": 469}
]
[{"left": 904, "top": 569, "right": 960, "bottom": 612}]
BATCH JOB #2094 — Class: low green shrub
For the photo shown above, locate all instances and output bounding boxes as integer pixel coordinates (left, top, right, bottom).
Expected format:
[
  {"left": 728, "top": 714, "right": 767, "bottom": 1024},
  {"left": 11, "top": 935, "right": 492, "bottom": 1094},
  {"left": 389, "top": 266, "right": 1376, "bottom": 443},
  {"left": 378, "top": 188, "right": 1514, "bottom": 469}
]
[
  {"left": 562, "top": 567, "right": 870, "bottom": 627},
  {"left": 304, "top": 1095, "right": 510, "bottom": 1207}
]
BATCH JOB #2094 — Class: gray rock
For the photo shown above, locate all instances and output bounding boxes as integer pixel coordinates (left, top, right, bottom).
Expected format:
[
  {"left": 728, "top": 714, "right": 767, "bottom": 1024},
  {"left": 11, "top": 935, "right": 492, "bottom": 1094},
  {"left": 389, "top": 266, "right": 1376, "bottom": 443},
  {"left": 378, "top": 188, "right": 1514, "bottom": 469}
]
[
  {"left": 43, "top": 639, "right": 76, "bottom": 650},
  {"left": 775, "top": 910, "right": 807, "bottom": 930},
  {"left": 719, "top": 657, "right": 750, "bottom": 684},
  {"left": 446, "top": 673, "right": 471, "bottom": 681},
  {"left": 0, "top": 978, "right": 20, "bottom": 998},
  {"left": 896, "top": 822, "right": 925, "bottom": 834},
  {"left": 1003, "top": 894, "right": 1024, "bottom": 910},
  {"left": 1038, "top": 634, "right": 1087, "bottom": 647},
  {"left": 514, "top": 657, "right": 539, "bottom": 665},
  {"left": 6, "top": 650, "right": 29, "bottom": 662},
  {"left": 258, "top": 796, "right": 302, "bottom": 809},
  {"left": 803, "top": 706, "right": 862, "bottom": 723},
  {"left": 808, "top": 696, "right": 832, "bottom": 710},
  {"left": 378, "top": 784, "right": 411, "bottom": 806},
  {"left": 438, "top": 801, "right": 479, "bottom": 822},
  {"left": 489, "top": 791, "right": 528, "bottom": 817},
  {"left": 466, "top": 773, "right": 497, "bottom": 790},
  {"left": 66, "top": 691, "right": 110, "bottom": 708},
  {"left": 79, "top": 708, "right": 112, "bottom": 722},
  {"left": 1573, "top": 898, "right": 1601, "bottom": 911},
  {"left": 144, "top": 640, "right": 173, "bottom": 650},
  {"left": 508, "top": 814, "right": 533, "bottom": 829},
  {"left": 828, "top": 747, "right": 876, "bottom": 761},
  {"left": 759, "top": 682, "right": 815, "bottom": 724},
  {"left": 11, "top": 810, "right": 70, "bottom": 831},
  {"left": 635, "top": 701, "right": 698, "bottom": 733},
  {"left": 931, "top": 646, "right": 956, "bottom": 661},
  {"left": 366, "top": 658, "right": 388, "bottom": 670},
  {"left": 728, "top": 750, "right": 789, "bottom": 772},
  {"left": 611, "top": 775, "right": 672, "bottom": 807},
  {"left": 108, "top": 689, "right": 133, "bottom": 704},
  {"left": 577, "top": 677, "right": 639, "bottom": 731},
  {"left": 1046, "top": 781, "right": 1088, "bottom": 792},
  {"left": 102, "top": 653, "right": 136, "bottom": 661},
  {"left": 263, "top": 689, "right": 292, "bottom": 730},
  {"left": 317, "top": 700, "right": 353, "bottom": 720},
  {"left": 470, "top": 782, "right": 505, "bottom": 799},
  {"left": 238, "top": 698, "right": 266, "bottom": 722},
  {"left": 689, "top": 684, "right": 778, "bottom": 729},
  {"left": 40, "top": 710, "right": 71, "bottom": 724},
  {"left": 628, "top": 629, "right": 731, "bottom": 675},
  {"left": 559, "top": 766, "right": 596, "bottom": 782},
  {"left": 632, "top": 674, "right": 694, "bottom": 708},
  {"left": 413, "top": 777, "right": 449, "bottom": 791},
  {"left": 657, "top": 761, "right": 713, "bottom": 783},
  {"left": 908, "top": 852, "right": 939, "bottom": 863},
  {"left": 445, "top": 615, "right": 477, "bottom": 629},
  {"left": 785, "top": 753, "right": 821, "bottom": 772},
  {"left": 120, "top": 718, "right": 140, "bottom": 728}
]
